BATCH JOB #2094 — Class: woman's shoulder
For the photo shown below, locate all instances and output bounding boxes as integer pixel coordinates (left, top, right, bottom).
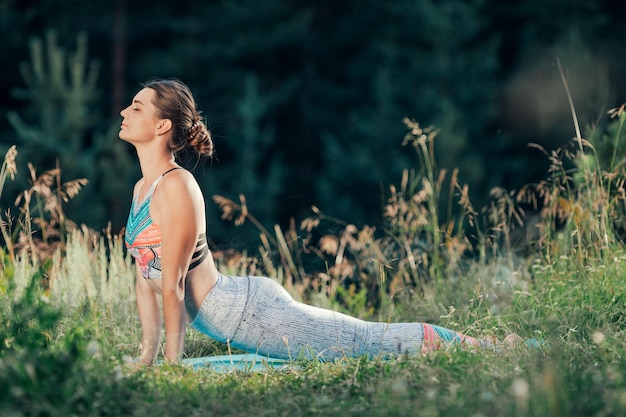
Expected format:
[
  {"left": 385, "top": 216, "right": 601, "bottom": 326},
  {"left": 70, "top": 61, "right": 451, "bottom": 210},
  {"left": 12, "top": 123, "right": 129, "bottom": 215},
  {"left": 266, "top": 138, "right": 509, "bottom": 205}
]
[
  {"left": 163, "top": 167, "right": 197, "bottom": 184},
  {"left": 154, "top": 168, "right": 205, "bottom": 223},
  {"left": 159, "top": 168, "right": 202, "bottom": 198}
]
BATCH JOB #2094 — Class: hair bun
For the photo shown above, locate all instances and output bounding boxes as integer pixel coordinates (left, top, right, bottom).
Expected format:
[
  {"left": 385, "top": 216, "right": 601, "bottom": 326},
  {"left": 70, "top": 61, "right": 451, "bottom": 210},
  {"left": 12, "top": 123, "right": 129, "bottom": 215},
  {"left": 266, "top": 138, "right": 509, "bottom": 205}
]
[{"left": 188, "top": 114, "right": 214, "bottom": 156}]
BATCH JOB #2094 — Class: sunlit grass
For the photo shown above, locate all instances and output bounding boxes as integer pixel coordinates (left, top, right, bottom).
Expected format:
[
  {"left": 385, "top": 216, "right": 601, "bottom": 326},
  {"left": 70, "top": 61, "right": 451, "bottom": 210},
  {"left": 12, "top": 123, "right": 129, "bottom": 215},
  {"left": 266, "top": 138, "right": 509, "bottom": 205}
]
[
  {"left": 2, "top": 102, "right": 626, "bottom": 416},
  {"left": 2, "top": 206, "right": 625, "bottom": 416}
]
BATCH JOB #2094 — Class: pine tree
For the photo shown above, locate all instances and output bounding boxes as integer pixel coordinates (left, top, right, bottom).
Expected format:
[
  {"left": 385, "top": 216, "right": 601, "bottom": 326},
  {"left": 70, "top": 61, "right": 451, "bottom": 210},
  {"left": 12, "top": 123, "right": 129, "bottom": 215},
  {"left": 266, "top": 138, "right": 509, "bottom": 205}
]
[
  {"left": 314, "top": 0, "right": 500, "bottom": 224},
  {"left": 206, "top": 73, "right": 287, "bottom": 243},
  {"left": 7, "top": 31, "right": 135, "bottom": 231}
]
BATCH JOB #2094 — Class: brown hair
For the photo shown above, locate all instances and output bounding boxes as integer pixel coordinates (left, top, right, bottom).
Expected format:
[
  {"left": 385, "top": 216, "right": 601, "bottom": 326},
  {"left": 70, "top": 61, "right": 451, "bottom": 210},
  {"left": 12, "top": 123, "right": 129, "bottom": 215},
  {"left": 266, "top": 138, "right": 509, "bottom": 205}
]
[{"left": 142, "top": 79, "right": 214, "bottom": 157}]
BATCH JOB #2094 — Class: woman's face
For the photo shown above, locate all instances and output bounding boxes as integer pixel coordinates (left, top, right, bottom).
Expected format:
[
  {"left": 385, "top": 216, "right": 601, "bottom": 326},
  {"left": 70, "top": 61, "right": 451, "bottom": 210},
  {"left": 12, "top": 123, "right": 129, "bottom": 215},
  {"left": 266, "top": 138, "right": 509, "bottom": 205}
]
[{"left": 119, "top": 88, "right": 162, "bottom": 144}]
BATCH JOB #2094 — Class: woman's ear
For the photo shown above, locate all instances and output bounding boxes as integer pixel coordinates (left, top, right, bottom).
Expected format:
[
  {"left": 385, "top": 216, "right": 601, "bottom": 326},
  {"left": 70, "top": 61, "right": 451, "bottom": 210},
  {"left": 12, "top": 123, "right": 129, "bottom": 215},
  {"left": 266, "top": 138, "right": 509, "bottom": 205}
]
[{"left": 156, "top": 119, "right": 173, "bottom": 135}]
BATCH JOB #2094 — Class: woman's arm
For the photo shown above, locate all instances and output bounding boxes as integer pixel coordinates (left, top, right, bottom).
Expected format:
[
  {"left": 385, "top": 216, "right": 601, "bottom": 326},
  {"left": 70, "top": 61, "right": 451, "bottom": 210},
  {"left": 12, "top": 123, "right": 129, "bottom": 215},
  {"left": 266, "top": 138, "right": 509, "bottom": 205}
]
[
  {"left": 157, "top": 170, "right": 205, "bottom": 363},
  {"left": 135, "top": 264, "right": 162, "bottom": 365}
]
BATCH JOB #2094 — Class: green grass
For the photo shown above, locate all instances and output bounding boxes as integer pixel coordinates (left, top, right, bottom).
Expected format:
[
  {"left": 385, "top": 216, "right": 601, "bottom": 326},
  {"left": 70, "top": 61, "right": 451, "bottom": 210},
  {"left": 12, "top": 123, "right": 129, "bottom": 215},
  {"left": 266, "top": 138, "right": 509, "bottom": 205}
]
[{"left": 1, "top": 229, "right": 625, "bottom": 417}]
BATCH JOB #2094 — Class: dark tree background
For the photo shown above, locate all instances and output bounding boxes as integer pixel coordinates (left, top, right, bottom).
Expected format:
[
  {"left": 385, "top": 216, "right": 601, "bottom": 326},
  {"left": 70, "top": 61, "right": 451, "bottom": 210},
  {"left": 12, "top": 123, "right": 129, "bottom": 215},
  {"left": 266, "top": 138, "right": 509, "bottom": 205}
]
[{"left": 1, "top": 0, "right": 625, "bottom": 250}]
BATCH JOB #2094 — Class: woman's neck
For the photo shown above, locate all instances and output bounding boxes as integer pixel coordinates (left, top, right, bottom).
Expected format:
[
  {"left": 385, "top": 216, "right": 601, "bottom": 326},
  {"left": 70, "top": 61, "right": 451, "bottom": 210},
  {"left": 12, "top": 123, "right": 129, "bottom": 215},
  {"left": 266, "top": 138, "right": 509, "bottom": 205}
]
[{"left": 135, "top": 145, "right": 177, "bottom": 183}]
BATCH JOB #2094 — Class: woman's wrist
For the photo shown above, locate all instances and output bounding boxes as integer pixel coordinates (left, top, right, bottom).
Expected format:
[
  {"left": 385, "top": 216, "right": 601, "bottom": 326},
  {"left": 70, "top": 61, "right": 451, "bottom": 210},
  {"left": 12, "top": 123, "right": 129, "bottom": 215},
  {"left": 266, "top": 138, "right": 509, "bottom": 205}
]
[
  {"left": 164, "top": 343, "right": 183, "bottom": 363},
  {"left": 139, "top": 343, "right": 159, "bottom": 366},
  {"left": 139, "top": 355, "right": 155, "bottom": 366},
  {"left": 164, "top": 355, "right": 181, "bottom": 364},
  {"left": 131, "top": 352, "right": 155, "bottom": 366}
]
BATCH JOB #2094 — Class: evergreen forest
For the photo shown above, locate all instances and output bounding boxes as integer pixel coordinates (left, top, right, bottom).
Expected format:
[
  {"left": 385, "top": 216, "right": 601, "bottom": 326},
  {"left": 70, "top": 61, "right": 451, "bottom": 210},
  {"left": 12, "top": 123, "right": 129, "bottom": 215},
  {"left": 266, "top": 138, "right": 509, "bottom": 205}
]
[{"left": 1, "top": 0, "right": 626, "bottom": 249}]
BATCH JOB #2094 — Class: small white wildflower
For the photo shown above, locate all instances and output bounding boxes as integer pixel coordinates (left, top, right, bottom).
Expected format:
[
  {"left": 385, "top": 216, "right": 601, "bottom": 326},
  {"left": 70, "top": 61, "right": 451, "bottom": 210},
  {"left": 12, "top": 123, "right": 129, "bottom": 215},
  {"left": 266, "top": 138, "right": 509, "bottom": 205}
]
[
  {"left": 592, "top": 331, "right": 606, "bottom": 344},
  {"left": 511, "top": 378, "right": 529, "bottom": 402},
  {"left": 86, "top": 340, "right": 100, "bottom": 357},
  {"left": 113, "top": 365, "right": 124, "bottom": 381}
]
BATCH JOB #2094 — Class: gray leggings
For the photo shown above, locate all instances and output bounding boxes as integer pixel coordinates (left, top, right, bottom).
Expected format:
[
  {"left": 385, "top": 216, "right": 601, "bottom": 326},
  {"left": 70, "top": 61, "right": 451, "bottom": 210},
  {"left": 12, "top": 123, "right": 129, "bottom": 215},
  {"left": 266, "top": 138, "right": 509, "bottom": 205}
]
[{"left": 189, "top": 274, "right": 429, "bottom": 360}]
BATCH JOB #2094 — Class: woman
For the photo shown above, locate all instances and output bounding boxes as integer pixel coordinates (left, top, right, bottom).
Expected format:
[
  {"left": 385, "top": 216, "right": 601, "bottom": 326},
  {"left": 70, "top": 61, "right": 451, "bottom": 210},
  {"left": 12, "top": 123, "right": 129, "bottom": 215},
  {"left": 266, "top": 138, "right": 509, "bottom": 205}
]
[{"left": 121, "top": 79, "right": 499, "bottom": 366}]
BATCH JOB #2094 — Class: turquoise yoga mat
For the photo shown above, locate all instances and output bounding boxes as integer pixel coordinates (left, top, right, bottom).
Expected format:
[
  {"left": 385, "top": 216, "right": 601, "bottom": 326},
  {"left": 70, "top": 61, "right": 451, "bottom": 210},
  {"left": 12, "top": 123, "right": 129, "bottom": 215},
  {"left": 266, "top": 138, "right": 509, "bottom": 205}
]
[
  {"left": 177, "top": 339, "right": 547, "bottom": 372},
  {"left": 181, "top": 354, "right": 290, "bottom": 372}
]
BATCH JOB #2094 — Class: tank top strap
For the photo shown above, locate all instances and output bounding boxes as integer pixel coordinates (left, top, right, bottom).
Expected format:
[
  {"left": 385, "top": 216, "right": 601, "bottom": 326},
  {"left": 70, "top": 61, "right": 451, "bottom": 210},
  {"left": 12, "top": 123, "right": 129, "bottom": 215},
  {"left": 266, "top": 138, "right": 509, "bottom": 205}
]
[
  {"left": 160, "top": 167, "right": 181, "bottom": 178},
  {"left": 134, "top": 167, "right": 182, "bottom": 208},
  {"left": 148, "top": 166, "right": 182, "bottom": 196}
]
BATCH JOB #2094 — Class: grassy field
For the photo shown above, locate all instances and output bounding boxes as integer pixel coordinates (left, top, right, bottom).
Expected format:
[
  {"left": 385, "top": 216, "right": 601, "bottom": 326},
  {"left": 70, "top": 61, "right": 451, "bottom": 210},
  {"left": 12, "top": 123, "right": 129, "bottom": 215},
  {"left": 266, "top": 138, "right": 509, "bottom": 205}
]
[
  {"left": 2, "top": 112, "right": 626, "bottom": 416},
  {"left": 1, "top": 228, "right": 625, "bottom": 417}
]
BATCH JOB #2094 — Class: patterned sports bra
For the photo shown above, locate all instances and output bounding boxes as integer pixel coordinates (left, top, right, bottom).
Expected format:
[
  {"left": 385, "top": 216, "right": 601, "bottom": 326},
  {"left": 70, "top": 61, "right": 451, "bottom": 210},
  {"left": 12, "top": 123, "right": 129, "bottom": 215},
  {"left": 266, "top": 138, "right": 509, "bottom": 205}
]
[{"left": 125, "top": 167, "right": 209, "bottom": 279}]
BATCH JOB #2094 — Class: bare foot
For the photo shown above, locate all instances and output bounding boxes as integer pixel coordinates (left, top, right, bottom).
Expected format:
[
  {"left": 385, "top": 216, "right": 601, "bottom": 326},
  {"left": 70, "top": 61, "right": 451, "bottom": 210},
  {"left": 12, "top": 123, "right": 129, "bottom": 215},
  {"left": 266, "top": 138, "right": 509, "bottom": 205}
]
[{"left": 503, "top": 333, "right": 524, "bottom": 346}]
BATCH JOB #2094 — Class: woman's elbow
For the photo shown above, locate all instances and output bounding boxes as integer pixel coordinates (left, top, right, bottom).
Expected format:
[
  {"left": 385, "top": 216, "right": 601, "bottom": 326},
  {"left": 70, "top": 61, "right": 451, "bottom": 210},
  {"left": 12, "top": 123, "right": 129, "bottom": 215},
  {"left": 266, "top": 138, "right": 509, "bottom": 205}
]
[{"left": 162, "top": 280, "right": 185, "bottom": 302}]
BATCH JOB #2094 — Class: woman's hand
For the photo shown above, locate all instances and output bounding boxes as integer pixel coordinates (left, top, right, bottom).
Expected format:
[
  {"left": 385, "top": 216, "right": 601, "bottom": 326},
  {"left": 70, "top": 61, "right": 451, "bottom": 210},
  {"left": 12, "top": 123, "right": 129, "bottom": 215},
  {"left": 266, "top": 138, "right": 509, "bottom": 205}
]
[{"left": 123, "top": 355, "right": 153, "bottom": 373}]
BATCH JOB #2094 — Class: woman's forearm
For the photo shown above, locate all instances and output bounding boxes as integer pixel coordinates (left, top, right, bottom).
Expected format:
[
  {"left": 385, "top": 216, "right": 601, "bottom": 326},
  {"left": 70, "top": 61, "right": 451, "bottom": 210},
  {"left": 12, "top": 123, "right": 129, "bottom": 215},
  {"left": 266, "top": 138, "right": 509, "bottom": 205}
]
[
  {"left": 137, "top": 315, "right": 161, "bottom": 365},
  {"left": 135, "top": 270, "right": 162, "bottom": 365},
  {"left": 162, "top": 287, "right": 186, "bottom": 363}
]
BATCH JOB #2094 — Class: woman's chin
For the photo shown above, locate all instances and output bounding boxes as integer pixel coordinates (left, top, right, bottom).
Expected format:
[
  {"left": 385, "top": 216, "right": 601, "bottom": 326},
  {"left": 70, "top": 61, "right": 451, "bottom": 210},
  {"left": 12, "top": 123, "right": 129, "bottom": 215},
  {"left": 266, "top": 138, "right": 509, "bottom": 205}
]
[{"left": 118, "top": 131, "right": 131, "bottom": 142}]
